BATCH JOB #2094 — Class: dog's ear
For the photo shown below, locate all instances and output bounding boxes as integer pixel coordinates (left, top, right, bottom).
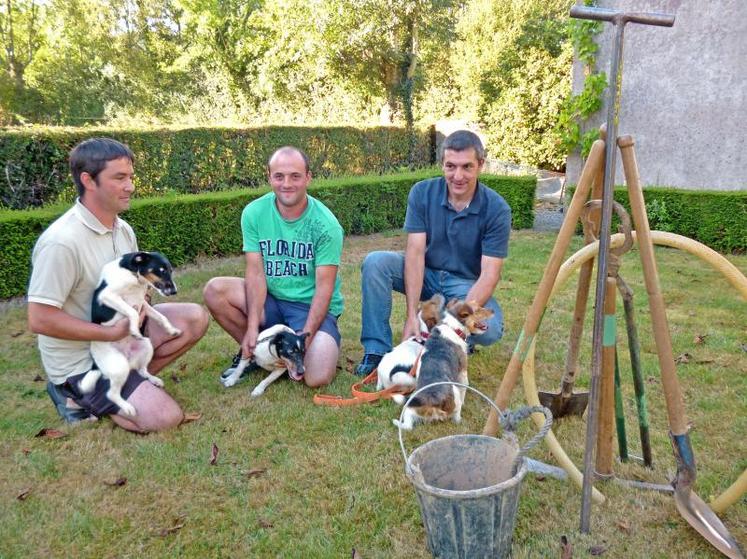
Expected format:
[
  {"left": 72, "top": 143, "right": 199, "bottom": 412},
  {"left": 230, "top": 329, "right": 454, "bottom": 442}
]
[
  {"left": 119, "top": 251, "right": 149, "bottom": 271},
  {"left": 430, "top": 294, "right": 445, "bottom": 309},
  {"left": 298, "top": 331, "right": 310, "bottom": 349}
]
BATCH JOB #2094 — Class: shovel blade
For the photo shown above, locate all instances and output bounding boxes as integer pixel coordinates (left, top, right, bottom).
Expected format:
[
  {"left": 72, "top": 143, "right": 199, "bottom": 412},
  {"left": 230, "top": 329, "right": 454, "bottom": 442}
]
[
  {"left": 538, "top": 390, "right": 589, "bottom": 419},
  {"left": 674, "top": 487, "right": 745, "bottom": 559}
]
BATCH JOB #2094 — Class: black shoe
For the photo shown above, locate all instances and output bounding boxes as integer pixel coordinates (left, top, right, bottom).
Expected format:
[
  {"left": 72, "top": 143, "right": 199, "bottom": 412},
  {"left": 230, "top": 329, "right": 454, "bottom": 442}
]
[
  {"left": 46, "top": 381, "right": 94, "bottom": 423},
  {"left": 354, "top": 354, "right": 382, "bottom": 376},
  {"left": 219, "top": 350, "right": 262, "bottom": 387}
]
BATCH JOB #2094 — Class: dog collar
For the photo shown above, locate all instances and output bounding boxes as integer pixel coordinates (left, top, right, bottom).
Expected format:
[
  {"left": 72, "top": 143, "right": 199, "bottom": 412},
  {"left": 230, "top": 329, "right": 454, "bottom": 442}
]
[
  {"left": 414, "top": 332, "right": 429, "bottom": 345},
  {"left": 454, "top": 328, "right": 468, "bottom": 341}
]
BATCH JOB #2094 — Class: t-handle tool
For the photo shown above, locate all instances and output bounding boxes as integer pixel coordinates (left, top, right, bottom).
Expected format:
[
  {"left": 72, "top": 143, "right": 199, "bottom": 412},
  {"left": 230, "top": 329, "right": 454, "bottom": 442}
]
[{"left": 568, "top": 2, "right": 675, "bottom": 535}]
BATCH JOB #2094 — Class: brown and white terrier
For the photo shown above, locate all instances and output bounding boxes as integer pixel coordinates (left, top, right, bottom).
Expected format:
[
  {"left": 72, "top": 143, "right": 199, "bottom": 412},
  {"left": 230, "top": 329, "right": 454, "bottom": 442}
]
[{"left": 393, "top": 295, "right": 494, "bottom": 430}]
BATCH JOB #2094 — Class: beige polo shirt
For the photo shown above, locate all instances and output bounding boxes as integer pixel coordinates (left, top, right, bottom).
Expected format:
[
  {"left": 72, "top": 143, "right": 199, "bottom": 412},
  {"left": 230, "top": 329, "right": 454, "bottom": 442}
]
[{"left": 28, "top": 200, "right": 138, "bottom": 385}]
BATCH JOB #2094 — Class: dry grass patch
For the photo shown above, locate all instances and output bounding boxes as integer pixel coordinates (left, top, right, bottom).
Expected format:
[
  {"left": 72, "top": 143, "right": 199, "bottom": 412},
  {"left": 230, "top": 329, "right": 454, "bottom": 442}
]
[{"left": 1, "top": 230, "right": 745, "bottom": 558}]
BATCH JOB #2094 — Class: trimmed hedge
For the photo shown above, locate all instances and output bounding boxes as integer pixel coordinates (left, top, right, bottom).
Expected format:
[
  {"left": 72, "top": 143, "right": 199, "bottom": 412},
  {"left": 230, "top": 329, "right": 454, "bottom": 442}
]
[
  {"left": 0, "top": 171, "right": 536, "bottom": 299},
  {"left": 567, "top": 185, "right": 747, "bottom": 254},
  {"left": 0, "top": 125, "right": 432, "bottom": 208}
]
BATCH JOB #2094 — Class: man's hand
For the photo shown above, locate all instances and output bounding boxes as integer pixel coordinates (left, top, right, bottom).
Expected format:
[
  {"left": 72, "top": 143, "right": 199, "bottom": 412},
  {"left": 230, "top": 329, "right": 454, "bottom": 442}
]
[
  {"left": 401, "top": 315, "right": 421, "bottom": 342},
  {"left": 105, "top": 317, "right": 133, "bottom": 341},
  {"left": 241, "top": 327, "right": 258, "bottom": 360}
]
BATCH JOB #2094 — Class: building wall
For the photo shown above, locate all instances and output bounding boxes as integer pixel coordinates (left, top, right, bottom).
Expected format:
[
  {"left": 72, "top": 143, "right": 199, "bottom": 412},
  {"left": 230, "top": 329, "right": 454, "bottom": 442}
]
[{"left": 566, "top": 0, "right": 746, "bottom": 190}]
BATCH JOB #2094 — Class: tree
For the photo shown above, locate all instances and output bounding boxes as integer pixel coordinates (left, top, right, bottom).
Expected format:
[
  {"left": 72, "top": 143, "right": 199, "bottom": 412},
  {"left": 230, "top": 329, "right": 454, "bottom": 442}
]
[{"left": 450, "top": 0, "right": 574, "bottom": 170}]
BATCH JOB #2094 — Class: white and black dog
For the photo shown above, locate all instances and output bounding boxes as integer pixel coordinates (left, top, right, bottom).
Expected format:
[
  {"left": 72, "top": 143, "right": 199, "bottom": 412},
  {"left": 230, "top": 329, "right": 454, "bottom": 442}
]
[
  {"left": 375, "top": 295, "right": 443, "bottom": 393},
  {"left": 222, "top": 324, "right": 308, "bottom": 397},
  {"left": 79, "top": 251, "right": 181, "bottom": 417},
  {"left": 393, "top": 296, "right": 494, "bottom": 430}
]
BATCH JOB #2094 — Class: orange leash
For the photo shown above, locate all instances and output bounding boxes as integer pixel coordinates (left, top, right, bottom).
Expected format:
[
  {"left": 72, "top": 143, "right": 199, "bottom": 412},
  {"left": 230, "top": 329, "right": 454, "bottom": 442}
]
[{"left": 313, "top": 352, "right": 422, "bottom": 407}]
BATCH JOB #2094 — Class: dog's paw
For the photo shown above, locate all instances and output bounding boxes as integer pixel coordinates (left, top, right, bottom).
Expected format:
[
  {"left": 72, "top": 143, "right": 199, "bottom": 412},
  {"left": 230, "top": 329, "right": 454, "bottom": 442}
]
[
  {"left": 222, "top": 376, "right": 238, "bottom": 388},
  {"left": 131, "top": 330, "right": 146, "bottom": 340},
  {"left": 452, "top": 414, "right": 462, "bottom": 424},
  {"left": 167, "top": 327, "right": 182, "bottom": 337},
  {"left": 148, "top": 376, "right": 164, "bottom": 388},
  {"left": 119, "top": 402, "right": 137, "bottom": 417},
  {"left": 250, "top": 386, "right": 265, "bottom": 398},
  {"left": 392, "top": 418, "right": 412, "bottom": 430},
  {"left": 391, "top": 394, "right": 405, "bottom": 406}
]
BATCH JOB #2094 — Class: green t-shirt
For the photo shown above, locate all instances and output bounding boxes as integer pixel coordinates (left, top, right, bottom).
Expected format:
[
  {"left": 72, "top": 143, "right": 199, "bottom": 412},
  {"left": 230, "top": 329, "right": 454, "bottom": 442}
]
[{"left": 241, "top": 192, "right": 344, "bottom": 316}]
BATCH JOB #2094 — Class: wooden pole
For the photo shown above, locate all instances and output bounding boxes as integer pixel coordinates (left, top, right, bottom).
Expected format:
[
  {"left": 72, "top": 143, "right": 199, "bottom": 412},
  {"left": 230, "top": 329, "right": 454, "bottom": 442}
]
[
  {"left": 483, "top": 140, "right": 606, "bottom": 435},
  {"left": 595, "top": 276, "right": 617, "bottom": 477}
]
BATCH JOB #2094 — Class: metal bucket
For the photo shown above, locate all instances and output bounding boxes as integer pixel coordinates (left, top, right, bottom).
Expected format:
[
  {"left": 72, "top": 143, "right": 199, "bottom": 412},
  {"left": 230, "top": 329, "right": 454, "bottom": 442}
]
[{"left": 399, "top": 383, "right": 552, "bottom": 559}]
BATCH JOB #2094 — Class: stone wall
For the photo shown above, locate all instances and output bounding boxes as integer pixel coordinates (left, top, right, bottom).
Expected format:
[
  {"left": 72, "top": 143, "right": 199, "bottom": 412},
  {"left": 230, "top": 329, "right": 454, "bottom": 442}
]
[{"left": 566, "top": 0, "right": 746, "bottom": 191}]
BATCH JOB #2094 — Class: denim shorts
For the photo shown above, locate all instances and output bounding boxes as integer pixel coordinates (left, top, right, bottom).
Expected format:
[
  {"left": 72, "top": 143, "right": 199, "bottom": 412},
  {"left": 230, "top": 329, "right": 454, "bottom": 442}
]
[{"left": 263, "top": 294, "right": 341, "bottom": 346}]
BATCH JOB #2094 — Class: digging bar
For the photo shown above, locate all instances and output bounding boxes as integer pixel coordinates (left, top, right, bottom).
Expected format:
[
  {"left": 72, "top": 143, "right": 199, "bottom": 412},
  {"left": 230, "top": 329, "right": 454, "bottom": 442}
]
[{"left": 569, "top": 4, "right": 675, "bottom": 534}]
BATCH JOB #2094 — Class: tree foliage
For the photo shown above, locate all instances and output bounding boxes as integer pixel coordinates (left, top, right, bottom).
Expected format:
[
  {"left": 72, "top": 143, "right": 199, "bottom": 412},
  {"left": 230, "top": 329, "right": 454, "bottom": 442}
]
[{"left": 0, "top": 0, "right": 579, "bottom": 170}]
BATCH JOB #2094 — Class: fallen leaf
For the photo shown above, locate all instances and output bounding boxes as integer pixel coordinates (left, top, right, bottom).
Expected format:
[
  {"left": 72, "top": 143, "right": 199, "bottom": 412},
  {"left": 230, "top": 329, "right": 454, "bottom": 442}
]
[
  {"left": 179, "top": 362, "right": 187, "bottom": 371},
  {"left": 693, "top": 334, "right": 707, "bottom": 345},
  {"left": 560, "top": 535, "right": 573, "bottom": 559},
  {"left": 181, "top": 412, "right": 202, "bottom": 424},
  {"left": 170, "top": 374, "right": 181, "bottom": 384},
  {"left": 740, "top": 343, "right": 747, "bottom": 353},
  {"left": 675, "top": 353, "right": 691, "bottom": 364},
  {"left": 589, "top": 544, "right": 607, "bottom": 555},
  {"left": 352, "top": 548, "right": 362, "bottom": 559},
  {"left": 695, "top": 359, "right": 715, "bottom": 364},
  {"left": 11, "top": 330, "right": 24, "bottom": 337},
  {"left": 33, "top": 375, "right": 44, "bottom": 382},
  {"left": 35, "top": 428, "right": 68, "bottom": 439},
  {"left": 16, "top": 487, "right": 32, "bottom": 501},
  {"left": 245, "top": 467, "right": 267, "bottom": 479},
  {"left": 345, "top": 357, "right": 355, "bottom": 373},
  {"left": 157, "top": 516, "right": 186, "bottom": 537},
  {"left": 535, "top": 475, "right": 546, "bottom": 482},
  {"left": 209, "top": 443, "right": 219, "bottom": 465},
  {"left": 22, "top": 448, "right": 31, "bottom": 455},
  {"left": 616, "top": 520, "right": 630, "bottom": 534},
  {"left": 104, "top": 477, "right": 127, "bottom": 487},
  {"left": 647, "top": 376, "right": 658, "bottom": 383},
  {"left": 258, "top": 519, "right": 273, "bottom": 528}
]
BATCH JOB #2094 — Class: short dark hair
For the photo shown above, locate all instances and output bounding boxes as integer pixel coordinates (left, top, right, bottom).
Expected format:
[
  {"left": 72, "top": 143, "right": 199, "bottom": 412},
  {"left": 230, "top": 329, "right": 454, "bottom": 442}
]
[
  {"left": 70, "top": 138, "right": 135, "bottom": 198},
  {"left": 267, "top": 146, "right": 311, "bottom": 174},
  {"left": 441, "top": 130, "right": 485, "bottom": 161}
]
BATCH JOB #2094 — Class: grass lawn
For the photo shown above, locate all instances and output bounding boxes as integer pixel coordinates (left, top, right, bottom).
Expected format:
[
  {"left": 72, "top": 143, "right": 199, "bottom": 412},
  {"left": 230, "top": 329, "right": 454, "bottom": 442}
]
[{"left": 1, "top": 229, "right": 745, "bottom": 558}]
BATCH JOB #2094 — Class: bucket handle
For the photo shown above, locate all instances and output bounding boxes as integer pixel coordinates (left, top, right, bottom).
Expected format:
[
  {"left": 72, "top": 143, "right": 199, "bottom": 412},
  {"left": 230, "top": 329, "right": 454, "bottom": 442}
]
[{"left": 398, "top": 381, "right": 553, "bottom": 468}]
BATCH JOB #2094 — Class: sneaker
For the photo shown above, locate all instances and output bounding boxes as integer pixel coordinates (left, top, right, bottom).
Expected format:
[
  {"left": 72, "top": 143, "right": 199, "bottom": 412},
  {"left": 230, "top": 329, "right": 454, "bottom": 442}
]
[
  {"left": 219, "top": 350, "right": 262, "bottom": 387},
  {"left": 46, "top": 381, "right": 94, "bottom": 423},
  {"left": 354, "top": 354, "right": 383, "bottom": 376}
]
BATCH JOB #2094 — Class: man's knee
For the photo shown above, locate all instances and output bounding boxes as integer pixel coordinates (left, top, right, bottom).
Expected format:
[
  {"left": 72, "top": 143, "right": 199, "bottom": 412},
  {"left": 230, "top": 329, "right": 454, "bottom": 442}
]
[
  {"left": 183, "top": 303, "right": 209, "bottom": 341},
  {"left": 361, "top": 251, "right": 401, "bottom": 278},
  {"left": 203, "top": 277, "right": 230, "bottom": 311},
  {"left": 139, "top": 402, "right": 183, "bottom": 432}
]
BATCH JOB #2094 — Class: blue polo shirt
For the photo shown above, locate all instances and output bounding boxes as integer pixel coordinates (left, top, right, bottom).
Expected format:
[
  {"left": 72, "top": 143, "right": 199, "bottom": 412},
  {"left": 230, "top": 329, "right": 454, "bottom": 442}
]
[{"left": 404, "top": 177, "right": 511, "bottom": 280}]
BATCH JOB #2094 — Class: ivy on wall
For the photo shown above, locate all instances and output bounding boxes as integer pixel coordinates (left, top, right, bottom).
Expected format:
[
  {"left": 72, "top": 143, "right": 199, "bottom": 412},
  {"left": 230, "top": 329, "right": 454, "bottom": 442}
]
[{"left": 555, "top": 0, "right": 607, "bottom": 157}]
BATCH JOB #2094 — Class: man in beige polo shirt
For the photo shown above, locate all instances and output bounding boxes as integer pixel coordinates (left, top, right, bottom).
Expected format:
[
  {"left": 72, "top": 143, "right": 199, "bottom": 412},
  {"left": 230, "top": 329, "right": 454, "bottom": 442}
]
[{"left": 27, "top": 138, "right": 209, "bottom": 433}]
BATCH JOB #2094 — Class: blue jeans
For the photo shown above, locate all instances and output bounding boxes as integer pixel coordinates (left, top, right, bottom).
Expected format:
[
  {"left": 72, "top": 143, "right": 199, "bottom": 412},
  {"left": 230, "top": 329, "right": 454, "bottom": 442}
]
[{"left": 359, "top": 251, "right": 504, "bottom": 355}]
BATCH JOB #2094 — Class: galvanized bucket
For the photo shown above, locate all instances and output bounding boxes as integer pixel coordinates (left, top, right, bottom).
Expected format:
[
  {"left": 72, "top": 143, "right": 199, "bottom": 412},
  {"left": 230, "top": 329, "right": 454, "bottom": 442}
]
[{"left": 398, "top": 382, "right": 552, "bottom": 559}]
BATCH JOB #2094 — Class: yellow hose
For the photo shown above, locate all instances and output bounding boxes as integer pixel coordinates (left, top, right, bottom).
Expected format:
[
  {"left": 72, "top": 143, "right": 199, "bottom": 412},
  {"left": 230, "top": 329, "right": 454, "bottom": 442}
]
[
  {"left": 522, "top": 231, "right": 746, "bottom": 508},
  {"left": 710, "top": 469, "right": 747, "bottom": 514}
]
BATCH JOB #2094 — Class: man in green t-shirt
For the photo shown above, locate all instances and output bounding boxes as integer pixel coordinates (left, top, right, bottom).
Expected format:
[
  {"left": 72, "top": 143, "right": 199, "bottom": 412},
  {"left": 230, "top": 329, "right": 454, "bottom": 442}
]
[{"left": 204, "top": 146, "right": 344, "bottom": 388}]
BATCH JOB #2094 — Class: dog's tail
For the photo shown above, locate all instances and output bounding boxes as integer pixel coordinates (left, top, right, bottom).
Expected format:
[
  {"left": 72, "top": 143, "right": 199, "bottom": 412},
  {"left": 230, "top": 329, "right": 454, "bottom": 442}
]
[{"left": 78, "top": 369, "right": 102, "bottom": 394}]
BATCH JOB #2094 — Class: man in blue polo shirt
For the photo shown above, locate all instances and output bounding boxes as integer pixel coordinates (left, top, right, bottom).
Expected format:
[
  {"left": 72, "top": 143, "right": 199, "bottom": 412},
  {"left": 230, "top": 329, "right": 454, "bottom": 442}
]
[{"left": 355, "top": 130, "right": 511, "bottom": 375}]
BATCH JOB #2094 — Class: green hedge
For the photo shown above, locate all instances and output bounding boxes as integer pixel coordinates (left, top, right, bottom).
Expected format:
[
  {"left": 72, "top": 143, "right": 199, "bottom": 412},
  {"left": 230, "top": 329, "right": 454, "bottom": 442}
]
[
  {"left": 566, "top": 185, "right": 747, "bottom": 254},
  {"left": 0, "top": 125, "right": 432, "bottom": 208},
  {"left": 0, "top": 171, "right": 535, "bottom": 299}
]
